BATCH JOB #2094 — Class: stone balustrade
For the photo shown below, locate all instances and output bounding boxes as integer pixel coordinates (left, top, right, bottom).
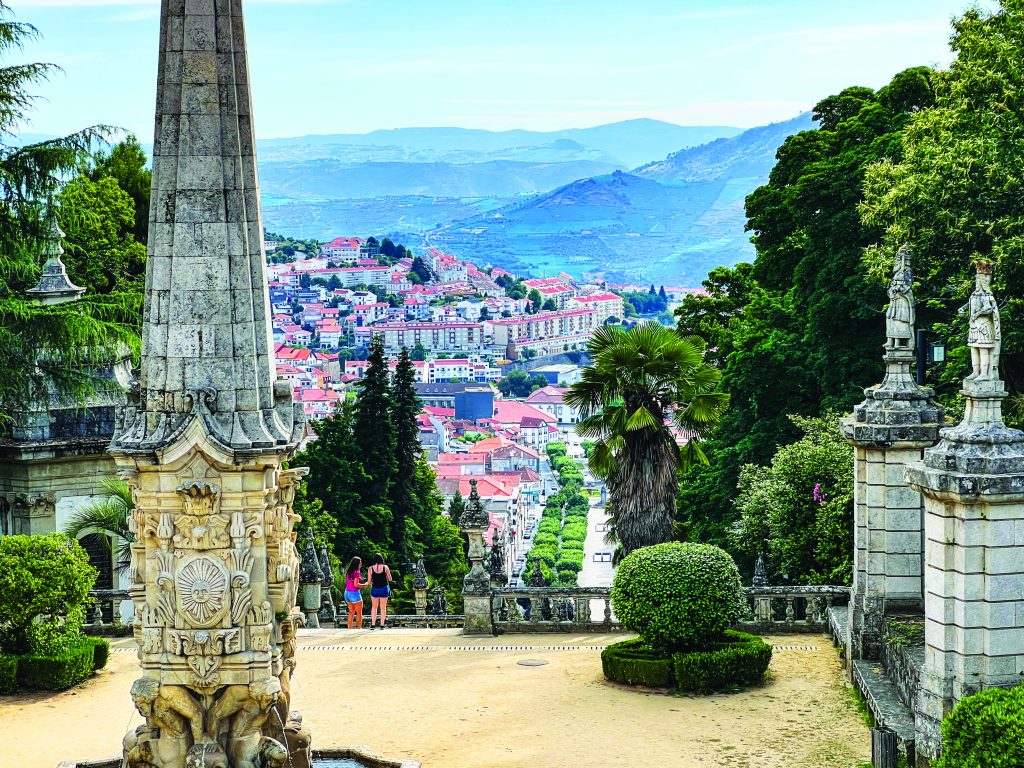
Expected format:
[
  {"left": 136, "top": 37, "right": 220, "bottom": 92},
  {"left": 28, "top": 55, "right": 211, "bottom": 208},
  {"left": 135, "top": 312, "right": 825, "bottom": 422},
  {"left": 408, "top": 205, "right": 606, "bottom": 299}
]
[
  {"left": 736, "top": 586, "right": 849, "bottom": 633},
  {"left": 85, "top": 589, "right": 131, "bottom": 633},
  {"left": 491, "top": 587, "right": 620, "bottom": 632}
]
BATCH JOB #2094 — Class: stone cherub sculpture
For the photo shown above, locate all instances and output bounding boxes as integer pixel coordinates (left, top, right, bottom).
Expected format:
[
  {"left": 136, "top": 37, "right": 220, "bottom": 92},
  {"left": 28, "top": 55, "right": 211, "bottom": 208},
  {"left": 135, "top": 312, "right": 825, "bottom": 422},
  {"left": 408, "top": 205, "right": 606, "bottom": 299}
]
[
  {"left": 125, "top": 678, "right": 207, "bottom": 768},
  {"left": 886, "top": 245, "right": 915, "bottom": 351},
  {"left": 965, "top": 260, "right": 1001, "bottom": 383}
]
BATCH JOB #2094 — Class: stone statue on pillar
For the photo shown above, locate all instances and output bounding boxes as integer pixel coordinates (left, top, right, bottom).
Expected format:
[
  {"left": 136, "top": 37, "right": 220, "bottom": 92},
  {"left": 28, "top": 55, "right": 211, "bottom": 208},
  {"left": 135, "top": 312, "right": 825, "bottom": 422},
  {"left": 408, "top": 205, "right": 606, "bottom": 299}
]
[
  {"left": 110, "top": 2, "right": 309, "bottom": 766},
  {"left": 885, "top": 246, "right": 915, "bottom": 351},
  {"left": 965, "top": 260, "right": 1000, "bottom": 383}
]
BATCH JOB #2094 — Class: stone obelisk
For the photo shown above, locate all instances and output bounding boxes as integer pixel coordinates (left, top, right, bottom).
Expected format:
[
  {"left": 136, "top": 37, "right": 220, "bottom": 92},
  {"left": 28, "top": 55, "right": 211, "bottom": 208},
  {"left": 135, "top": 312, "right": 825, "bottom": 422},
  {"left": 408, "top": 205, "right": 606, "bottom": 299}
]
[{"left": 110, "top": 1, "right": 307, "bottom": 766}]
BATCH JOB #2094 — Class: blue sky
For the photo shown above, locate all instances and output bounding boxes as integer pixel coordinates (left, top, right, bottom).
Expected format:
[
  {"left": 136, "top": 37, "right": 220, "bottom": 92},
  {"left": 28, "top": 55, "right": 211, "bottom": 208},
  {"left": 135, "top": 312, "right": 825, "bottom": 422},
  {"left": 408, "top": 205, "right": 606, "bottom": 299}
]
[{"left": 13, "top": 0, "right": 986, "bottom": 139}]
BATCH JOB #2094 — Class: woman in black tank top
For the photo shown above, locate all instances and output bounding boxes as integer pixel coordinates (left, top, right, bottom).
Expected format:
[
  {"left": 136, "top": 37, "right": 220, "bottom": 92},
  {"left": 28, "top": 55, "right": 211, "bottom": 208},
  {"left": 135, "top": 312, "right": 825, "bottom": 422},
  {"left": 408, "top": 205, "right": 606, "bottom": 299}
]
[{"left": 368, "top": 553, "right": 392, "bottom": 629}]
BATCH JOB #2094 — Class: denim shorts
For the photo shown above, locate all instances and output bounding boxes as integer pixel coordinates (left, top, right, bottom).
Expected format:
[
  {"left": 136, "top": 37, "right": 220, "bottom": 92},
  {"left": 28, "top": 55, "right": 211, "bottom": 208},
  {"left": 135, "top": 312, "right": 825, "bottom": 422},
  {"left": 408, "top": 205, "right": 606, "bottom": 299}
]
[
  {"left": 370, "top": 586, "right": 390, "bottom": 598},
  {"left": 344, "top": 590, "right": 362, "bottom": 604}
]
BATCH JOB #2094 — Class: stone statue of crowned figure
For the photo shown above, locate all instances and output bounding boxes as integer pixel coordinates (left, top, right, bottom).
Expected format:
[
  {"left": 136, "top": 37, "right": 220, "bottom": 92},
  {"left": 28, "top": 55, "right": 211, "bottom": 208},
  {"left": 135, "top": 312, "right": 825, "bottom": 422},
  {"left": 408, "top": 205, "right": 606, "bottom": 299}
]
[
  {"left": 965, "top": 260, "right": 1001, "bottom": 383},
  {"left": 885, "top": 245, "right": 915, "bottom": 352}
]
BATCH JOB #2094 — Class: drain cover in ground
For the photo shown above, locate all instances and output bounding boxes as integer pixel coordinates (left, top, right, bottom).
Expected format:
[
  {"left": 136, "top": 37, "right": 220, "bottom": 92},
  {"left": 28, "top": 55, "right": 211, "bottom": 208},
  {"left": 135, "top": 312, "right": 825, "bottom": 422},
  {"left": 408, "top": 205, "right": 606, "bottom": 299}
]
[{"left": 517, "top": 659, "right": 549, "bottom": 667}]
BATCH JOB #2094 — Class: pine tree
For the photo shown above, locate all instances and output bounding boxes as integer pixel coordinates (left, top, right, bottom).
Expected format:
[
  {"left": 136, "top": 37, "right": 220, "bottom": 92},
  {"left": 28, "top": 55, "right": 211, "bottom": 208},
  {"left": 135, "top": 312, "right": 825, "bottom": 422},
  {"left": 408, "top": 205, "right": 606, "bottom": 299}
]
[
  {"left": 353, "top": 335, "right": 396, "bottom": 509},
  {"left": 447, "top": 490, "right": 466, "bottom": 528},
  {"left": 0, "top": 5, "right": 141, "bottom": 421},
  {"left": 388, "top": 347, "right": 422, "bottom": 559}
]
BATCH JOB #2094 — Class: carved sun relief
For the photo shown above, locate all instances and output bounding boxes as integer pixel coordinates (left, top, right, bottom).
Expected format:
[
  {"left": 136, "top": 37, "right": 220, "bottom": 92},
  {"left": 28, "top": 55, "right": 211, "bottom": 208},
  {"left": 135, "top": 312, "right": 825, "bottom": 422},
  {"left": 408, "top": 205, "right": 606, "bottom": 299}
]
[{"left": 175, "top": 556, "right": 230, "bottom": 628}]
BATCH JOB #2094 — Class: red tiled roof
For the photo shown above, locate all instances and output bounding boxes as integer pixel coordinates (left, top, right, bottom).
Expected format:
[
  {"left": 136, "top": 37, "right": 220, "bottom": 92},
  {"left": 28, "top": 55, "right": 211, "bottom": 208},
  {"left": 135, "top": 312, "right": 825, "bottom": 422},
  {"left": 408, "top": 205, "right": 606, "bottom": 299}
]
[{"left": 492, "top": 400, "right": 556, "bottom": 426}]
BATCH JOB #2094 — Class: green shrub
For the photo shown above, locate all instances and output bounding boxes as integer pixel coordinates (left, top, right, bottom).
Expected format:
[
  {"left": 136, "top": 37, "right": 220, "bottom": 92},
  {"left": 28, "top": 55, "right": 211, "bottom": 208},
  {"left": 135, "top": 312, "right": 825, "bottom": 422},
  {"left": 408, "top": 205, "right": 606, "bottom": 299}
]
[
  {"left": 935, "top": 686, "right": 1024, "bottom": 768},
  {"left": 559, "top": 541, "right": 585, "bottom": 552},
  {"left": 538, "top": 519, "right": 561, "bottom": 535},
  {"left": 84, "top": 637, "right": 110, "bottom": 670},
  {"left": 566, "top": 495, "right": 589, "bottom": 512},
  {"left": 0, "top": 534, "right": 96, "bottom": 656},
  {"left": 555, "top": 559, "right": 582, "bottom": 574},
  {"left": 561, "top": 524, "right": 587, "bottom": 541},
  {"left": 533, "top": 532, "right": 558, "bottom": 548},
  {"left": 672, "top": 631, "right": 772, "bottom": 693},
  {"left": 601, "top": 638, "right": 675, "bottom": 688},
  {"left": 527, "top": 546, "right": 557, "bottom": 567},
  {"left": 557, "top": 569, "right": 578, "bottom": 585},
  {"left": 0, "top": 655, "right": 17, "bottom": 694},
  {"left": 17, "top": 640, "right": 95, "bottom": 691},
  {"left": 611, "top": 542, "right": 744, "bottom": 652}
]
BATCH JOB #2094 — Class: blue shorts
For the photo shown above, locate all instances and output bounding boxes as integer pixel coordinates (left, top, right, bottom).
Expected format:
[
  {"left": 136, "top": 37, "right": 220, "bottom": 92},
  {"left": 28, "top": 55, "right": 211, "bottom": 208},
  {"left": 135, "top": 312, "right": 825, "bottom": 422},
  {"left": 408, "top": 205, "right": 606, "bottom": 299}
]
[
  {"left": 344, "top": 590, "right": 362, "bottom": 604},
  {"left": 370, "top": 586, "right": 390, "bottom": 599}
]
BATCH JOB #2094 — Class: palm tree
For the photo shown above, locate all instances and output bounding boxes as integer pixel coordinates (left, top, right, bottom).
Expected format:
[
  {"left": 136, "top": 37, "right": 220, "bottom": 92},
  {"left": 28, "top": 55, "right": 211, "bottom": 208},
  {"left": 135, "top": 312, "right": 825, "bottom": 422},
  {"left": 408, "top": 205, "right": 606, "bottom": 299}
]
[
  {"left": 565, "top": 323, "right": 728, "bottom": 557},
  {"left": 63, "top": 478, "right": 133, "bottom": 572}
]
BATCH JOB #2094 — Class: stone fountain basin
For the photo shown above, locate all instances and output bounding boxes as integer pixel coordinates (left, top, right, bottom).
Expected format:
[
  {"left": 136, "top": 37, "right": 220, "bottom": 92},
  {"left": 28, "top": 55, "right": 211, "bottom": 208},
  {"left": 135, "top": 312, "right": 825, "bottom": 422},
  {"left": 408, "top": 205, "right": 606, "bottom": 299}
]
[{"left": 59, "top": 747, "right": 421, "bottom": 768}]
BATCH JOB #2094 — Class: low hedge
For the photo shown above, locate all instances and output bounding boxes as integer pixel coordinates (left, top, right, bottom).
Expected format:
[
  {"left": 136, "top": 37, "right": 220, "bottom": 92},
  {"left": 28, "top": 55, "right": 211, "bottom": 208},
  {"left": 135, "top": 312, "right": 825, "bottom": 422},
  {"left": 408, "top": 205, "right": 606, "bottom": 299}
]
[
  {"left": 85, "top": 637, "right": 110, "bottom": 671},
  {"left": 601, "top": 638, "right": 675, "bottom": 688},
  {"left": 0, "top": 655, "right": 17, "bottom": 694},
  {"left": 16, "top": 640, "right": 95, "bottom": 691},
  {"left": 935, "top": 685, "right": 1024, "bottom": 768},
  {"left": 533, "top": 532, "right": 558, "bottom": 548},
  {"left": 672, "top": 631, "right": 772, "bottom": 693}
]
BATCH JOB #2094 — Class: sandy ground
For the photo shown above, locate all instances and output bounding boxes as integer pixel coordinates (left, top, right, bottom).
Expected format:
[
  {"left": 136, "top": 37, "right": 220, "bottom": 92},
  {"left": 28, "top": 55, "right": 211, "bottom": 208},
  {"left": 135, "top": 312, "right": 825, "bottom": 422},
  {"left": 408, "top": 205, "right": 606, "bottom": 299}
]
[{"left": 1, "top": 629, "right": 870, "bottom": 768}]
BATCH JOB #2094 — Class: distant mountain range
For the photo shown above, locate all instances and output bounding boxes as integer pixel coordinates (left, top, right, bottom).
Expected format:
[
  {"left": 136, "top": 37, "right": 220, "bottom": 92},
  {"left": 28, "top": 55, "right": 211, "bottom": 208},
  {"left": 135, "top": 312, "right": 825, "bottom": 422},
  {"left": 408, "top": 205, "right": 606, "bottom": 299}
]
[
  {"left": 419, "top": 114, "right": 815, "bottom": 285},
  {"left": 257, "top": 120, "right": 742, "bottom": 169}
]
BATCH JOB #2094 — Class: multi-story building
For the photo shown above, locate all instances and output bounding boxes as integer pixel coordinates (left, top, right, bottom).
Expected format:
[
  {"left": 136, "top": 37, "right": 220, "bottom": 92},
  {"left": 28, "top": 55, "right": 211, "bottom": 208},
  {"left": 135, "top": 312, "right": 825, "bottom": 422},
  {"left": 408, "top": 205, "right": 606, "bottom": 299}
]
[
  {"left": 490, "top": 308, "right": 596, "bottom": 357},
  {"left": 320, "top": 236, "right": 364, "bottom": 263},
  {"left": 525, "top": 385, "right": 580, "bottom": 425},
  {"left": 568, "top": 292, "right": 624, "bottom": 325},
  {"left": 355, "top": 321, "right": 485, "bottom": 354}
]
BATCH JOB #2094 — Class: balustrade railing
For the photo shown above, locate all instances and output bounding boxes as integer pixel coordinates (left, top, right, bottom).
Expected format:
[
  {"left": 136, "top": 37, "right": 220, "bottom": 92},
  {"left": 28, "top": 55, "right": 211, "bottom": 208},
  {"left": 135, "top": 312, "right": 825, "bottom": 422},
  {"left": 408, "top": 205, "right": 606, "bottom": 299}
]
[
  {"left": 86, "top": 589, "right": 132, "bottom": 633},
  {"left": 491, "top": 587, "right": 619, "bottom": 632},
  {"left": 736, "top": 586, "right": 849, "bottom": 633}
]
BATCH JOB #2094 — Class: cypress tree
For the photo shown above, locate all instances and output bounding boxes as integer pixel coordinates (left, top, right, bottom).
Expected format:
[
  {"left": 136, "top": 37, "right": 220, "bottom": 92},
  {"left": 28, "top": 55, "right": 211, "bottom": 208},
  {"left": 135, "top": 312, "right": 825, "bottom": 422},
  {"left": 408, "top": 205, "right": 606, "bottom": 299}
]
[
  {"left": 389, "top": 347, "right": 422, "bottom": 559},
  {"left": 353, "top": 335, "right": 396, "bottom": 510},
  {"left": 447, "top": 490, "right": 466, "bottom": 528}
]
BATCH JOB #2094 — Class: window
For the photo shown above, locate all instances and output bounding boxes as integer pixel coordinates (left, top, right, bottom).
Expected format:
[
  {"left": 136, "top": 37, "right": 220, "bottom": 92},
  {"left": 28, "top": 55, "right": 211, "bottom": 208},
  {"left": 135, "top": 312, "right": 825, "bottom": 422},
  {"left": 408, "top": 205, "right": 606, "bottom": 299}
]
[
  {"left": 595, "top": 524, "right": 609, "bottom": 533},
  {"left": 593, "top": 552, "right": 612, "bottom": 563}
]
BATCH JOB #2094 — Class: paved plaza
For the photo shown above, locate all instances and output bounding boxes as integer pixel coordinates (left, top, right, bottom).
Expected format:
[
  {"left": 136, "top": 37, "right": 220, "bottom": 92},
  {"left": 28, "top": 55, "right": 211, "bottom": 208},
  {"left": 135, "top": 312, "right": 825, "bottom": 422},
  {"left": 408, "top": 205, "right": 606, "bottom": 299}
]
[{"left": 2, "top": 629, "right": 870, "bottom": 768}]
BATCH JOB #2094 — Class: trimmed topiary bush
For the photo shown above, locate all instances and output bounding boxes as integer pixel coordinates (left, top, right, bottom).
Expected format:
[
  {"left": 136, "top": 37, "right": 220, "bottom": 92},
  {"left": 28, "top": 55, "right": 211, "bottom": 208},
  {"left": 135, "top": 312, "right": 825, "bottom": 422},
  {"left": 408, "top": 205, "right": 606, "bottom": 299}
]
[
  {"left": 85, "top": 636, "right": 110, "bottom": 671},
  {"left": 0, "top": 655, "right": 17, "bottom": 694},
  {"left": 612, "top": 542, "right": 744, "bottom": 652},
  {"left": 601, "top": 638, "right": 675, "bottom": 688},
  {"left": 672, "top": 631, "right": 772, "bottom": 693},
  {"left": 16, "top": 640, "right": 95, "bottom": 691},
  {"left": 935, "top": 685, "right": 1024, "bottom": 768}
]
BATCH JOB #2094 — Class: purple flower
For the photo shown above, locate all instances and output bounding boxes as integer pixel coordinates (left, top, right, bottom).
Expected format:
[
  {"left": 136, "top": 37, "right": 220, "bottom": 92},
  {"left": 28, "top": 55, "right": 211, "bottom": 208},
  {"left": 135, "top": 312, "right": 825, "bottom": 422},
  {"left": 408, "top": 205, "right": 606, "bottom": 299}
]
[{"left": 813, "top": 482, "right": 828, "bottom": 508}]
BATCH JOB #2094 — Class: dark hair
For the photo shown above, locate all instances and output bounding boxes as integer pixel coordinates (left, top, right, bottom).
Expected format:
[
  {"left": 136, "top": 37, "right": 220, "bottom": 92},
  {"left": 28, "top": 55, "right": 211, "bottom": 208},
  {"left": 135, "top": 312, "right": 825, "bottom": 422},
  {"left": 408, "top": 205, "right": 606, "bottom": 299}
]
[
  {"left": 373, "top": 553, "right": 384, "bottom": 565},
  {"left": 346, "top": 557, "right": 362, "bottom": 576}
]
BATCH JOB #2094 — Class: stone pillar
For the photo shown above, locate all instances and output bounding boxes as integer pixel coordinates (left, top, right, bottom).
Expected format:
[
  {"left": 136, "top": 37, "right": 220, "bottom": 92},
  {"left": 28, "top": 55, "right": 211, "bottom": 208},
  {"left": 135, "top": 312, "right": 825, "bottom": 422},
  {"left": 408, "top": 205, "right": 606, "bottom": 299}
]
[
  {"left": 460, "top": 480, "right": 493, "bottom": 635},
  {"left": 842, "top": 247, "right": 943, "bottom": 661},
  {"left": 317, "top": 543, "right": 336, "bottom": 625},
  {"left": 299, "top": 529, "right": 323, "bottom": 629},
  {"left": 110, "top": 2, "right": 308, "bottom": 766},
  {"left": 413, "top": 556, "right": 428, "bottom": 616},
  {"left": 906, "top": 263, "right": 1024, "bottom": 763}
]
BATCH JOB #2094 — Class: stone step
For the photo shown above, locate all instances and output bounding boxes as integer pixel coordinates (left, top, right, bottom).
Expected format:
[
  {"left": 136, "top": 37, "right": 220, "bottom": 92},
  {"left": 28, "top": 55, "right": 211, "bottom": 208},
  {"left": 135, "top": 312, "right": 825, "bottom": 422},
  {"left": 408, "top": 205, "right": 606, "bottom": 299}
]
[{"left": 852, "top": 659, "right": 916, "bottom": 742}]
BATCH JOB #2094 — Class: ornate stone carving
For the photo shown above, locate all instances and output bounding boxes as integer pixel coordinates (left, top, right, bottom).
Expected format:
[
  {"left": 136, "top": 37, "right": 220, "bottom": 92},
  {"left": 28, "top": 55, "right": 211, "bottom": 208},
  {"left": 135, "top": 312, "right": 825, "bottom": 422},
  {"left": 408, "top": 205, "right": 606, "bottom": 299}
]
[
  {"left": 175, "top": 555, "right": 231, "bottom": 628},
  {"left": 174, "top": 483, "right": 229, "bottom": 550},
  {"left": 885, "top": 245, "right": 915, "bottom": 350},
  {"left": 965, "top": 260, "right": 1001, "bottom": 384}
]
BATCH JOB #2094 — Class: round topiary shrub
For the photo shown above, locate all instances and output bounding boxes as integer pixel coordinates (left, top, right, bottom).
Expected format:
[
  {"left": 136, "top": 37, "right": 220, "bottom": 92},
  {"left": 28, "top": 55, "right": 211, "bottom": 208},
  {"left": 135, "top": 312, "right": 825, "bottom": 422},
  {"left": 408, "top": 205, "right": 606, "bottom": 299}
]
[
  {"left": 601, "top": 638, "right": 675, "bottom": 688},
  {"left": 611, "top": 542, "right": 743, "bottom": 652},
  {"left": 672, "top": 630, "right": 772, "bottom": 693},
  {"left": 935, "top": 686, "right": 1024, "bottom": 768}
]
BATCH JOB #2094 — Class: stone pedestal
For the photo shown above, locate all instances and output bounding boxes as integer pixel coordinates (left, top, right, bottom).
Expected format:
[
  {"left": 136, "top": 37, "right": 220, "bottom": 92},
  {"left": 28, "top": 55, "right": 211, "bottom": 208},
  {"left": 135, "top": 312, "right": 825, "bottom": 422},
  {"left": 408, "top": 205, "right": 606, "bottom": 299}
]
[
  {"left": 460, "top": 480, "right": 493, "bottom": 636},
  {"left": 906, "top": 377, "right": 1024, "bottom": 762},
  {"left": 413, "top": 556, "right": 428, "bottom": 616},
  {"left": 843, "top": 346, "right": 943, "bottom": 661}
]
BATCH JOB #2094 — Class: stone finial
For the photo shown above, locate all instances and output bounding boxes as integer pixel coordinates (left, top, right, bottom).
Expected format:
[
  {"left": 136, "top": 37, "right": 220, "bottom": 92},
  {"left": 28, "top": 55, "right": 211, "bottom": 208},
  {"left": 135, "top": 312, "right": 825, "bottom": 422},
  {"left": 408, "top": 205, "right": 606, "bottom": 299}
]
[
  {"left": 299, "top": 529, "right": 323, "bottom": 585},
  {"left": 25, "top": 218, "right": 85, "bottom": 305},
  {"left": 316, "top": 544, "right": 333, "bottom": 589},
  {"left": 489, "top": 536, "right": 507, "bottom": 583},
  {"left": 460, "top": 479, "right": 490, "bottom": 531},
  {"left": 528, "top": 559, "right": 548, "bottom": 587},
  {"left": 752, "top": 551, "right": 769, "bottom": 588},
  {"left": 413, "top": 556, "right": 428, "bottom": 591},
  {"left": 110, "top": 0, "right": 302, "bottom": 455}
]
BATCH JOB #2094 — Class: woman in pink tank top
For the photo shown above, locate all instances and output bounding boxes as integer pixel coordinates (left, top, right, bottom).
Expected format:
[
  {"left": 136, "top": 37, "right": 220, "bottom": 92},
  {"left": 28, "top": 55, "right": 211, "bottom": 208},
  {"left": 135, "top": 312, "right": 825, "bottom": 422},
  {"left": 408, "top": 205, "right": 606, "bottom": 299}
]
[{"left": 344, "top": 557, "right": 367, "bottom": 629}]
